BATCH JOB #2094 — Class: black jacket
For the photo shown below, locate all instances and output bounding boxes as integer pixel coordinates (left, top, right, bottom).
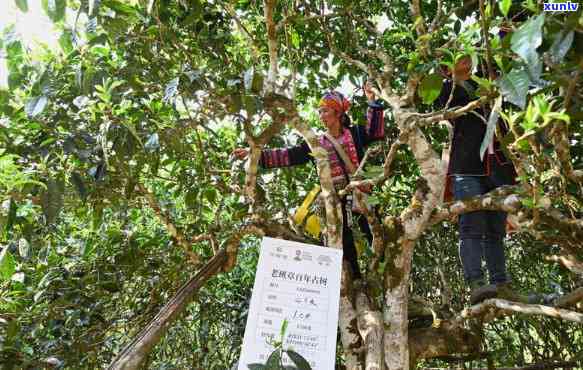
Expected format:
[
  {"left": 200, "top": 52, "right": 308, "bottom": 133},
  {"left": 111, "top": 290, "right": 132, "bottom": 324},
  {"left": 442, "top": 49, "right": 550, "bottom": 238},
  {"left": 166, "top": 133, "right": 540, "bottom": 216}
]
[{"left": 436, "top": 79, "right": 516, "bottom": 182}]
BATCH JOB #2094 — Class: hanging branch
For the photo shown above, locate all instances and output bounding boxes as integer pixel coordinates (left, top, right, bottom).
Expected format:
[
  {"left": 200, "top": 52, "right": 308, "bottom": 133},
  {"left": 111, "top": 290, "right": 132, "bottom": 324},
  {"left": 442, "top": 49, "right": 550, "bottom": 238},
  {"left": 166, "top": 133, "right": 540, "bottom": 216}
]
[
  {"left": 410, "top": 96, "right": 491, "bottom": 127},
  {"left": 107, "top": 249, "right": 229, "bottom": 370}
]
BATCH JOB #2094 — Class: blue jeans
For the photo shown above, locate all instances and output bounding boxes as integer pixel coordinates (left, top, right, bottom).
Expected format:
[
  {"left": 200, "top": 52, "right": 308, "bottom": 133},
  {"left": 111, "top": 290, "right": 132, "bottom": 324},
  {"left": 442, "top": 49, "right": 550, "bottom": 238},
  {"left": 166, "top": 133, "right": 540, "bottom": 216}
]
[{"left": 453, "top": 175, "right": 509, "bottom": 285}]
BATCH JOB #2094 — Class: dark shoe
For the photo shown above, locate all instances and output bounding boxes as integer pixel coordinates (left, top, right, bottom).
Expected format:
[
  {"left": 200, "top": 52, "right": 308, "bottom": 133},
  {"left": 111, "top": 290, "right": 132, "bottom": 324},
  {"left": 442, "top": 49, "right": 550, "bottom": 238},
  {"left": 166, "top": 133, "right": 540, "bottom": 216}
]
[
  {"left": 408, "top": 301, "right": 433, "bottom": 328},
  {"left": 527, "top": 293, "right": 544, "bottom": 304},
  {"left": 526, "top": 292, "right": 559, "bottom": 305},
  {"left": 496, "top": 282, "right": 527, "bottom": 303},
  {"left": 470, "top": 283, "right": 497, "bottom": 305}
]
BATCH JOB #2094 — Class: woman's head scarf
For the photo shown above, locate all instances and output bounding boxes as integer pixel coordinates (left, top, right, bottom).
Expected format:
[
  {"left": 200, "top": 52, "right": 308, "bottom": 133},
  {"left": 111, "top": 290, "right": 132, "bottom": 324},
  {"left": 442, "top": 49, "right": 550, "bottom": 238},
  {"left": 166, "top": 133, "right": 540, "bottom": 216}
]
[{"left": 319, "top": 91, "right": 350, "bottom": 113}]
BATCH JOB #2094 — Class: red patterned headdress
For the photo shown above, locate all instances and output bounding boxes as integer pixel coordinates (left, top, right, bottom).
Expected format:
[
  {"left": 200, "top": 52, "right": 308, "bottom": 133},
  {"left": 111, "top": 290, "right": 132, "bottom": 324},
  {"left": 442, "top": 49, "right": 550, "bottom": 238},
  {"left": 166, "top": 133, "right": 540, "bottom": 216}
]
[{"left": 319, "top": 91, "right": 350, "bottom": 113}]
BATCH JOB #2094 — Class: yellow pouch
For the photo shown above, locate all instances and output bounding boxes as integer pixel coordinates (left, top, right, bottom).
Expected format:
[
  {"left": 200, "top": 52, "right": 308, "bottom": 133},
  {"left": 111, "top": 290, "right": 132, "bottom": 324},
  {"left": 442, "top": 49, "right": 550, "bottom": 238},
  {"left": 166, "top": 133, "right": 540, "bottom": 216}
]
[
  {"left": 304, "top": 214, "right": 321, "bottom": 238},
  {"left": 293, "top": 185, "right": 321, "bottom": 226}
]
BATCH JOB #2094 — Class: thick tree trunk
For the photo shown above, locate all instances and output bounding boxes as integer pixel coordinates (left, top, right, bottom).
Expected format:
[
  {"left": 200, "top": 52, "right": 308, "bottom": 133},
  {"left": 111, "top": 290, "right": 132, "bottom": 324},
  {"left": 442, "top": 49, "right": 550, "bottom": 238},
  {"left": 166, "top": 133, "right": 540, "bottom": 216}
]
[
  {"left": 381, "top": 114, "right": 447, "bottom": 369},
  {"left": 408, "top": 322, "right": 482, "bottom": 364},
  {"left": 356, "top": 290, "right": 384, "bottom": 370},
  {"left": 383, "top": 240, "right": 413, "bottom": 370}
]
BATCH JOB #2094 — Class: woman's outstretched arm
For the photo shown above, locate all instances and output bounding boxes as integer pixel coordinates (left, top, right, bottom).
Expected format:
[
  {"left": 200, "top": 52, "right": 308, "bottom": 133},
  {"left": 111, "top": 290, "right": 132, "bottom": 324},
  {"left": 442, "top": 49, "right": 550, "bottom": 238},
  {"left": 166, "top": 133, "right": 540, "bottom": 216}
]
[
  {"left": 259, "top": 141, "right": 311, "bottom": 168},
  {"left": 233, "top": 141, "right": 312, "bottom": 169}
]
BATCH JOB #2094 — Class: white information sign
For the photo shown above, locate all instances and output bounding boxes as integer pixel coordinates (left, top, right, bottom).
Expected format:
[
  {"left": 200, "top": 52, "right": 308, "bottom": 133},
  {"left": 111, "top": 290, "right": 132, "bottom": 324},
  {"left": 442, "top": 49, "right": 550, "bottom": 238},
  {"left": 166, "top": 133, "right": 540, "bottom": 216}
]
[{"left": 238, "top": 237, "right": 343, "bottom": 370}]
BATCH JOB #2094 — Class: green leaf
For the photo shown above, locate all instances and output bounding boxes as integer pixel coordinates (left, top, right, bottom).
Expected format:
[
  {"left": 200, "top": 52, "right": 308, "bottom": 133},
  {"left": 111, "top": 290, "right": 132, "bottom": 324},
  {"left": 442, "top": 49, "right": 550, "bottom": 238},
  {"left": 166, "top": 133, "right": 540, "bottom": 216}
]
[
  {"left": 499, "top": 0, "right": 511, "bottom": 17},
  {"left": 204, "top": 188, "right": 217, "bottom": 203},
  {"left": 521, "top": 197, "right": 535, "bottom": 209},
  {"left": 363, "top": 165, "right": 384, "bottom": 179},
  {"left": 524, "top": 52, "right": 542, "bottom": 83},
  {"left": 471, "top": 75, "right": 493, "bottom": 93},
  {"left": 549, "top": 30, "right": 574, "bottom": 64},
  {"left": 367, "top": 195, "right": 380, "bottom": 206},
  {"left": 5, "top": 198, "right": 17, "bottom": 237},
  {"left": 70, "top": 172, "right": 87, "bottom": 200},
  {"left": 286, "top": 350, "right": 312, "bottom": 370},
  {"left": 544, "top": 112, "right": 570, "bottom": 125},
  {"left": 0, "top": 247, "right": 16, "bottom": 281},
  {"left": 88, "top": 0, "right": 101, "bottom": 16},
  {"left": 418, "top": 73, "right": 443, "bottom": 105},
  {"left": 511, "top": 14, "right": 544, "bottom": 62},
  {"left": 279, "top": 319, "right": 288, "bottom": 341},
  {"left": 18, "top": 238, "right": 30, "bottom": 259},
  {"left": 265, "top": 349, "right": 281, "bottom": 370},
  {"left": 42, "top": 0, "right": 67, "bottom": 23},
  {"left": 498, "top": 69, "right": 530, "bottom": 109},
  {"left": 247, "top": 364, "right": 266, "bottom": 370},
  {"left": 291, "top": 30, "right": 300, "bottom": 48},
  {"left": 40, "top": 178, "right": 65, "bottom": 225},
  {"left": 25, "top": 96, "right": 49, "bottom": 118},
  {"left": 102, "top": 0, "right": 138, "bottom": 16},
  {"left": 59, "top": 30, "right": 74, "bottom": 53},
  {"left": 244, "top": 95, "right": 260, "bottom": 116},
  {"left": 15, "top": 0, "right": 28, "bottom": 12},
  {"left": 479, "top": 96, "right": 502, "bottom": 160},
  {"left": 485, "top": 2, "right": 492, "bottom": 18}
]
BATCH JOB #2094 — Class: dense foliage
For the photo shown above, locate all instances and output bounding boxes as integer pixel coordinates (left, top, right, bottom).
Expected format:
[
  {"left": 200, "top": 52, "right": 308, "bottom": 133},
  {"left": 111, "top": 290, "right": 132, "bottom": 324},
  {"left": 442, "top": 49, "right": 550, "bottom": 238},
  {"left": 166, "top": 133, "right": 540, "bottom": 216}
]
[{"left": 0, "top": 0, "right": 581, "bottom": 369}]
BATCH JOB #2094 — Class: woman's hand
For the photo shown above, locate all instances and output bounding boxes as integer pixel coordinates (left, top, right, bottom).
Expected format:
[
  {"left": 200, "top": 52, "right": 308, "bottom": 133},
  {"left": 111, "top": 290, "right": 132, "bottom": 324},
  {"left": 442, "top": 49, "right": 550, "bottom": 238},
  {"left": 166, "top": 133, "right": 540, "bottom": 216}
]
[
  {"left": 364, "top": 81, "right": 376, "bottom": 102},
  {"left": 232, "top": 148, "right": 249, "bottom": 160}
]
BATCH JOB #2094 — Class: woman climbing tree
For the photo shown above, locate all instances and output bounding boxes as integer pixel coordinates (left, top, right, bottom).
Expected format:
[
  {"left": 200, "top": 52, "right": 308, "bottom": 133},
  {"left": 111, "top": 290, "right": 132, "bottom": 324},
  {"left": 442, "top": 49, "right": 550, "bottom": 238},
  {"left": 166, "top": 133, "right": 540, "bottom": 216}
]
[{"left": 233, "top": 83, "right": 385, "bottom": 279}]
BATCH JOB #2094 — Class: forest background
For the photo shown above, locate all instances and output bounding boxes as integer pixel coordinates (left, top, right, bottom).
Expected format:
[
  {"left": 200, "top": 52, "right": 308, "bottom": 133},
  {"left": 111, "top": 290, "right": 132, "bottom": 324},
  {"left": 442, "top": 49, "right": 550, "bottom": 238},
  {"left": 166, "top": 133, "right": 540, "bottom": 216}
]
[{"left": 0, "top": 0, "right": 582, "bottom": 369}]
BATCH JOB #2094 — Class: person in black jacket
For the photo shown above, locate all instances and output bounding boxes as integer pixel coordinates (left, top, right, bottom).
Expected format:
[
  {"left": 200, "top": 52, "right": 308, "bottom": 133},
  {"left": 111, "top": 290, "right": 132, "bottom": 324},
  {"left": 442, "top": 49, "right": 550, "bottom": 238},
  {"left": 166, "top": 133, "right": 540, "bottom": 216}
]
[
  {"left": 436, "top": 55, "right": 518, "bottom": 305},
  {"left": 234, "top": 85, "right": 385, "bottom": 279}
]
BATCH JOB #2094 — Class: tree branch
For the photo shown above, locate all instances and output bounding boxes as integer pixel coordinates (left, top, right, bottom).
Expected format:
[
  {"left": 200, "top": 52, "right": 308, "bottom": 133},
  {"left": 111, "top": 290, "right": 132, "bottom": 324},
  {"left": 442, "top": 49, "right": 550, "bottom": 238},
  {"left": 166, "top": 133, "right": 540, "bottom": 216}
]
[
  {"left": 410, "top": 0, "right": 427, "bottom": 36},
  {"left": 340, "top": 137, "right": 404, "bottom": 195},
  {"left": 275, "top": 11, "right": 346, "bottom": 32},
  {"left": 546, "top": 254, "right": 583, "bottom": 276},
  {"left": 107, "top": 249, "right": 229, "bottom": 370},
  {"left": 411, "top": 96, "right": 491, "bottom": 128},
  {"left": 478, "top": 0, "right": 496, "bottom": 79},
  {"left": 264, "top": 0, "right": 279, "bottom": 92},
  {"left": 222, "top": 3, "right": 262, "bottom": 62},
  {"left": 428, "top": 0, "right": 444, "bottom": 33},
  {"left": 356, "top": 290, "right": 384, "bottom": 370},
  {"left": 554, "top": 287, "right": 583, "bottom": 309},
  {"left": 423, "top": 361, "right": 581, "bottom": 370},
  {"left": 136, "top": 183, "right": 201, "bottom": 264},
  {"left": 462, "top": 298, "right": 583, "bottom": 324}
]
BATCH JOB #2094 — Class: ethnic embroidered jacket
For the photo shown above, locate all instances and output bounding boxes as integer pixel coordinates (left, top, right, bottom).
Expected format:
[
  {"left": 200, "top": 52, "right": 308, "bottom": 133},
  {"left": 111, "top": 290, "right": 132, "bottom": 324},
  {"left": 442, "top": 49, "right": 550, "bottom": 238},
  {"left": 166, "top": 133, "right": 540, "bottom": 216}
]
[{"left": 259, "top": 101, "right": 385, "bottom": 189}]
